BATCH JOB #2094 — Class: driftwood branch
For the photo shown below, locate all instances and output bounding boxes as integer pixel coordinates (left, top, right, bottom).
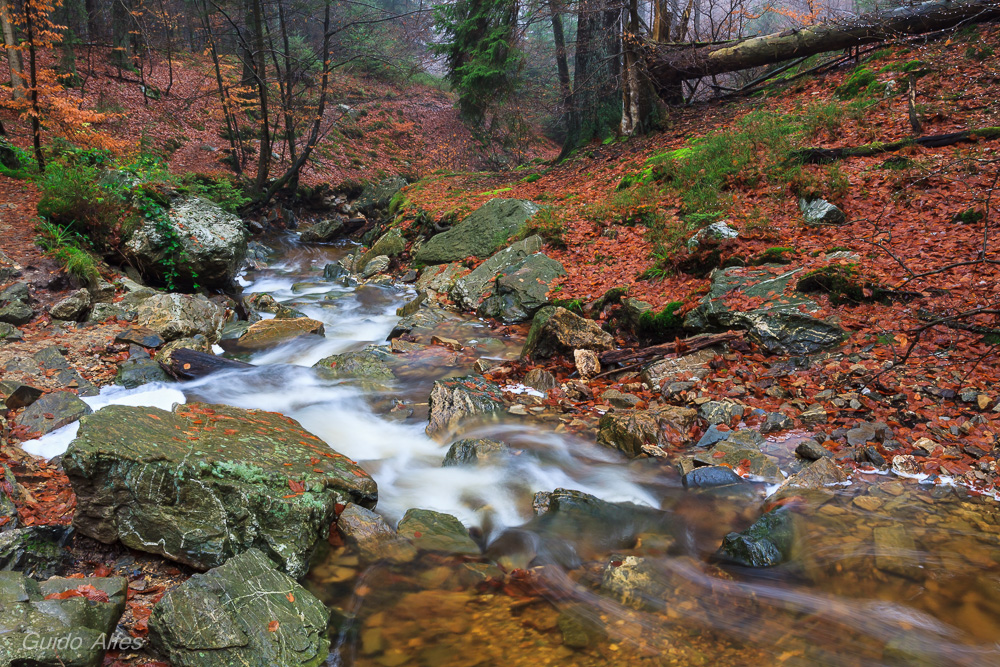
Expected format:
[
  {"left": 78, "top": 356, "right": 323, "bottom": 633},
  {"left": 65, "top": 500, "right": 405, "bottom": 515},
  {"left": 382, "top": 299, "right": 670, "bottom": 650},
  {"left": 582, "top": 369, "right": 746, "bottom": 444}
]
[
  {"left": 792, "top": 127, "right": 1000, "bottom": 163},
  {"left": 598, "top": 331, "right": 743, "bottom": 367},
  {"left": 159, "top": 348, "right": 253, "bottom": 380}
]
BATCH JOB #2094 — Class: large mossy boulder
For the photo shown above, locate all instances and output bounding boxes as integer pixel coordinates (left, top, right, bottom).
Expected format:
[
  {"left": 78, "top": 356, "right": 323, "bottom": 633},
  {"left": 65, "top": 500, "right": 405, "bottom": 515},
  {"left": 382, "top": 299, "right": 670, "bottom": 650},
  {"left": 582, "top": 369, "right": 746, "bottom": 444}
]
[
  {"left": 0, "top": 572, "right": 128, "bottom": 667},
  {"left": 63, "top": 403, "right": 376, "bottom": 578},
  {"left": 521, "top": 306, "right": 614, "bottom": 359},
  {"left": 426, "top": 376, "right": 505, "bottom": 439},
  {"left": 136, "top": 293, "right": 227, "bottom": 343},
  {"left": 414, "top": 199, "right": 542, "bottom": 264},
  {"left": 149, "top": 549, "right": 330, "bottom": 667},
  {"left": 683, "top": 266, "right": 846, "bottom": 355},
  {"left": 356, "top": 176, "right": 408, "bottom": 216},
  {"left": 357, "top": 229, "right": 406, "bottom": 273},
  {"left": 125, "top": 196, "right": 248, "bottom": 289},
  {"left": 450, "top": 235, "right": 542, "bottom": 311}
]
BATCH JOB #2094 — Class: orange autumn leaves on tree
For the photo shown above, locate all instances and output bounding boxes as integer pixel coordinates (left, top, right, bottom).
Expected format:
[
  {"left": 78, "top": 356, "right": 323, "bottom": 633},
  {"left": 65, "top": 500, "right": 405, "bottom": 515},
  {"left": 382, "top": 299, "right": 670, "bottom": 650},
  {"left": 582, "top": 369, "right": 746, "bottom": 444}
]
[{"left": 3, "top": 0, "right": 126, "bottom": 168}]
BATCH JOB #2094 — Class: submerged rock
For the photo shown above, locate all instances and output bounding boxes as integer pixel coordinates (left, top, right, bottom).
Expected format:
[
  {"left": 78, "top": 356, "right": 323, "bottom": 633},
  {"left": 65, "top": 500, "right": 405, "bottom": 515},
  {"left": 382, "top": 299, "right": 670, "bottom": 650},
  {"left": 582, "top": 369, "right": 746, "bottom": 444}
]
[
  {"left": 126, "top": 196, "right": 248, "bottom": 289},
  {"left": 718, "top": 508, "right": 796, "bottom": 567},
  {"left": 693, "top": 440, "right": 782, "bottom": 483},
  {"left": 426, "top": 376, "right": 505, "bottom": 439},
  {"left": 149, "top": 549, "right": 330, "bottom": 667},
  {"left": 414, "top": 199, "right": 542, "bottom": 264},
  {"left": 337, "top": 504, "right": 417, "bottom": 564},
  {"left": 521, "top": 306, "right": 613, "bottom": 359},
  {"left": 397, "top": 508, "right": 480, "bottom": 556},
  {"left": 601, "top": 555, "right": 669, "bottom": 611},
  {"left": 64, "top": 403, "right": 376, "bottom": 578},
  {"left": 442, "top": 438, "right": 510, "bottom": 467},
  {"left": 0, "top": 571, "right": 127, "bottom": 667}
]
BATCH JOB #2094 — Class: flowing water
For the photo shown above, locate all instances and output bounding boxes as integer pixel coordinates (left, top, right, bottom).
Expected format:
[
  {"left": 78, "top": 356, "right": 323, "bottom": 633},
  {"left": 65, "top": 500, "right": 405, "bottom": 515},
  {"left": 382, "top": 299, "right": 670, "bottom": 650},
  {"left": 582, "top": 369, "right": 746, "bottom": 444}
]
[{"left": 24, "top": 236, "right": 1000, "bottom": 666}]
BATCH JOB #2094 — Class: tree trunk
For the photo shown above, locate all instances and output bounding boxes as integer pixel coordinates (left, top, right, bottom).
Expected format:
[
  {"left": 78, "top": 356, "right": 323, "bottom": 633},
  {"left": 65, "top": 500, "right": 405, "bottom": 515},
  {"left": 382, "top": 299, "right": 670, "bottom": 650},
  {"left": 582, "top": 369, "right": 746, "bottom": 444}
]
[
  {"left": 560, "top": 0, "right": 623, "bottom": 158},
  {"left": 250, "top": 0, "right": 270, "bottom": 193},
  {"left": 621, "top": 0, "right": 656, "bottom": 135},
  {"left": 0, "top": 0, "right": 24, "bottom": 98},
  {"left": 23, "top": 0, "right": 43, "bottom": 171},
  {"left": 646, "top": 0, "right": 1000, "bottom": 98},
  {"left": 549, "top": 0, "right": 571, "bottom": 113},
  {"left": 111, "top": 0, "right": 134, "bottom": 69}
]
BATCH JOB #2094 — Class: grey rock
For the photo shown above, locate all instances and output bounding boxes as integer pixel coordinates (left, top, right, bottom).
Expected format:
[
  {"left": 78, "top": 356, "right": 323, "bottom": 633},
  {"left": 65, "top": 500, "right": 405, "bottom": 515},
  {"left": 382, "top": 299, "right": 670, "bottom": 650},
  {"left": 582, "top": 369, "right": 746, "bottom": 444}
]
[
  {"left": 18, "top": 391, "right": 92, "bottom": 436},
  {"left": 357, "top": 229, "right": 405, "bottom": 273},
  {"left": 597, "top": 407, "right": 697, "bottom": 458},
  {"left": 86, "top": 302, "right": 130, "bottom": 323},
  {"left": 760, "top": 411, "right": 793, "bottom": 433},
  {"left": 356, "top": 175, "right": 408, "bottom": 216},
  {"left": 337, "top": 504, "right": 417, "bottom": 564},
  {"left": 49, "top": 289, "right": 91, "bottom": 321},
  {"left": 149, "top": 548, "right": 330, "bottom": 667},
  {"left": 696, "top": 424, "right": 731, "bottom": 448},
  {"left": 313, "top": 345, "right": 396, "bottom": 382},
  {"left": 0, "top": 299, "right": 32, "bottom": 326},
  {"left": 686, "top": 220, "right": 739, "bottom": 251},
  {"left": 521, "top": 306, "right": 613, "bottom": 359},
  {"left": 415, "top": 262, "right": 466, "bottom": 293},
  {"left": 699, "top": 400, "right": 745, "bottom": 425},
  {"left": 1, "top": 381, "right": 43, "bottom": 409},
  {"left": 360, "top": 255, "right": 390, "bottom": 278},
  {"left": 0, "top": 322, "right": 24, "bottom": 341},
  {"left": 0, "top": 525, "right": 73, "bottom": 578},
  {"left": 799, "top": 198, "right": 847, "bottom": 226},
  {"left": 126, "top": 196, "right": 248, "bottom": 289},
  {"left": 795, "top": 439, "right": 831, "bottom": 460},
  {"left": 451, "top": 235, "right": 543, "bottom": 311},
  {"left": 599, "top": 389, "right": 641, "bottom": 409},
  {"left": 115, "top": 357, "right": 171, "bottom": 389},
  {"left": 684, "top": 266, "right": 846, "bottom": 355},
  {"left": 523, "top": 368, "right": 558, "bottom": 393},
  {"left": 426, "top": 376, "right": 505, "bottom": 439},
  {"left": 136, "top": 293, "right": 226, "bottom": 342},
  {"left": 693, "top": 441, "right": 782, "bottom": 483},
  {"left": 476, "top": 252, "right": 566, "bottom": 323},
  {"left": 414, "top": 199, "right": 543, "bottom": 264},
  {"left": 300, "top": 218, "right": 344, "bottom": 243},
  {"left": 682, "top": 466, "right": 748, "bottom": 489},
  {"left": 115, "top": 326, "right": 165, "bottom": 348}
]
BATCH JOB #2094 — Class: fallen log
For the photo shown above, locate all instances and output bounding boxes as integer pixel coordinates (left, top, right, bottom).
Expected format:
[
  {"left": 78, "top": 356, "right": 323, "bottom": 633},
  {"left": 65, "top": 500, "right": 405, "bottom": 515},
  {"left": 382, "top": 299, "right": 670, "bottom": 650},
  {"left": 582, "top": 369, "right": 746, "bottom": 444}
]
[
  {"left": 159, "top": 348, "right": 254, "bottom": 381},
  {"left": 792, "top": 126, "right": 1000, "bottom": 163},
  {"left": 646, "top": 0, "right": 1000, "bottom": 97},
  {"left": 598, "top": 330, "right": 743, "bottom": 367}
]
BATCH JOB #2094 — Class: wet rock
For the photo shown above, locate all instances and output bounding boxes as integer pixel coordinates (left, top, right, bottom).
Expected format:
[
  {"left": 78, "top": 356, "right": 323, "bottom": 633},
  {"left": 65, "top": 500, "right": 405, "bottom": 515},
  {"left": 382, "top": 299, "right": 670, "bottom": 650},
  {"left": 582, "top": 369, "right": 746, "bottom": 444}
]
[
  {"left": 395, "top": 291, "right": 426, "bottom": 317},
  {"left": 695, "top": 424, "right": 731, "bottom": 448},
  {"left": 313, "top": 345, "right": 396, "bottom": 382},
  {"left": 126, "top": 196, "right": 248, "bottom": 289},
  {"left": 693, "top": 441, "right": 782, "bottom": 483},
  {"left": 414, "top": 199, "right": 543, "bottom": 264},
  {"left": 442, "top": 438, "right": 510, "bottom": 467},
  {"left": 799, "top": 198, "right": 847, "bottom": 226},
  {"left": 48, "top": 289, "right": 91, "bottom": 321},
  {"left": 0, "top": 282, "right": 33, "bottom": 326},
  {"left": 0, "top": 467, "right": 17, "bottom": 530},
  {"left": 154, "top": 335, "right": 213, "bottom": 368},
  {"left": 795, "top": 439, "right": 831, "bottom": 460},
  {"left": 450, "top": 235, "right": 543, "bottom": 311},
  {"left": 771, "top": 457, "right": 848, "bottom": 497},
  {"left": 760, "top": 411, "right": 793, "bottom": 433},
  {"left": 882, "top": 633, "right": 941, "bottom": 666},
  {"left": 699, "top": 400, "right": 745, "bottom": 425},
  {"left": 726, "top": 429, "right": 765, "bottom": 449},
  {"left": 337, "top": 504, "right": 417, "bottom": 564},
  {"left": 360, "top": 255, "right": 390, "bottom": 278},
  {"left": 0, "top": 571, "right": 127, "bottom": 667},
  {"left": 601, "top": 555, "right": 668, "bottom": 611},
  {"left": 149, "top": 548, "right": 330, "bottom": 667},
  {"left": 718, "top": 508, "right": 796, "bottom": 567},
  {"left": 17, "top": 391, "right": 93, "bottom": 436},
  {"left": 521, "top": 306, "right": 613, "bottom": 359},
  {"left": 597, "top": 407, "right": 697, "bottom": 458},
  {"left": 682, "top": 465, "right": 748, "bottom": 489},
  {"left": 136, "top": 293, "right": 226, "bottom": 343},
  {"left": 800, "top": 404, "right": 828, "bottom": 424},
  {"left": 397, "top": 509, "right": 480, "bottom": 556},
  {"left": 115, "top": 325, "right": 165, "bottom": 348},
  {"left": 115, "top": 357, "right": 171, "bottom": 389},
  {"left": 523, "top": 369, "right": 558, "bottom": 393},
  {"left": 64, "top": 403, "right": 376, "bottom": 578},
  {"left": 862, "top": 445, "right": 887, "bottom": 468},
  {"left": 322, "top": 262, "right": 352, "bottom": 284},
  {"left": 599, "top": 389, "right": 641, "bottom": 409},
  {"left": 687, "top": 220, "right": 739, "bottom": 251},
  {"left": 426, "top": 375, "right": 505, "bottom": 439},
  {"left": 1, "top": 381, "right": 43, "bottom": 409},
  {"left": 223, "top": 317, "right": 325, "bottom": 352},
  {"left": 244, "top": 293, "right": 306, "bottom": 320},
  {"left": 476, "top": 251, "right": 566, "bottom": 323},
  {"left": 300, "top": 217, "right": 344, "bottom": 243},
  {"left": 0, "top": 525, "right": 73, "bottom": 578},
  {"left": 574, "top": 349, "right": 600, "bottom": 379},
  {"left": 684, "top": 266, "right": 845, "bottom": 355},
  {"left": 846, "top": 421, "right": 893, "bottom": 446}
]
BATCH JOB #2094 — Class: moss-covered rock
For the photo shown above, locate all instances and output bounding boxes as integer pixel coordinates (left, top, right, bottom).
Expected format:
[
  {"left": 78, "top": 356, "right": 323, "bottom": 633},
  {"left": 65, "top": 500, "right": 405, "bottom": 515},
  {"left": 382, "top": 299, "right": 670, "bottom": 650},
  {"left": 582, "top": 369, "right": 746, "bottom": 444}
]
[
  {"left": 450, "top": 235, "right": 543, "bottom": 311},
  {"left": 0, "top": 525, "right": 73, "bottom": 579},
  {"left": 17, "top": 391, "right": 92, "bottom": 436},
  {"left": 313, "top": 345, "right": 396, "bottom": 382},
  {"left": 397, "top": 509, "right": 480, "bottom": 556},
  {"left": 442, "top": 439, "right": 510, "bottom": 467},
  {"left": 477, "top": 252, "right": 566, "bottom": 324},
  {"left": 149, "top": 549, "right": 330, "bottom": 667},
  {"left": 64, "top": 403, "right": 376, "bottom": 578},
  {"left": 718, "top": 508, "right": 797, "bottom": 567},
  {"left": 414, "top": 199, "right": 542, "bottom": 264}
]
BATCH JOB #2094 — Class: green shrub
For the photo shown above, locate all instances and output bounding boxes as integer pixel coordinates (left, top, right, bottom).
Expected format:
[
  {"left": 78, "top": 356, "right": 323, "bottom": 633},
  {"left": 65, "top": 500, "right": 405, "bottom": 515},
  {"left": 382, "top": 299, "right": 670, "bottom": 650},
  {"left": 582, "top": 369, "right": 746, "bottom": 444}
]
[
  {"left": 178, "top": 173, "right": 250, "bottom": 214},
  {"left": 835, "top": 67, "right": 878, "bottom": 99},
  {"left": 518, "top": 209, "right": 566, "bottom": 247},
  {"left": 36, "top": 160, "right": 134, "bottom": 249},
  {"left": 35, "top": 221, "right": 101, "bottom": 285}
]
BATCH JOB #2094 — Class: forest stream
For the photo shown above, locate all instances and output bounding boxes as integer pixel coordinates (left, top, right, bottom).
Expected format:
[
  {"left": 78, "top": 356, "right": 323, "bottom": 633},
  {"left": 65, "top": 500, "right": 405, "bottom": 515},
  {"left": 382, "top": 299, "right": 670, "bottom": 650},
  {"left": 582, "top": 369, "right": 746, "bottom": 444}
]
[{"left": 19, "top": 235, "right": 1000, "bottom": 667}]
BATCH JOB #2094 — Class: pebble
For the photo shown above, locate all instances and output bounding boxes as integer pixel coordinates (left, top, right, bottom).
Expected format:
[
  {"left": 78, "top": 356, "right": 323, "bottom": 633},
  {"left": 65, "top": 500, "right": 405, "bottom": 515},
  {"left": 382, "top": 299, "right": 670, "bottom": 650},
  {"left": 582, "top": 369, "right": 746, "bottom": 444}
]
[{"left": 853, "top": 496, "right": 884, "bottom": 511}]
